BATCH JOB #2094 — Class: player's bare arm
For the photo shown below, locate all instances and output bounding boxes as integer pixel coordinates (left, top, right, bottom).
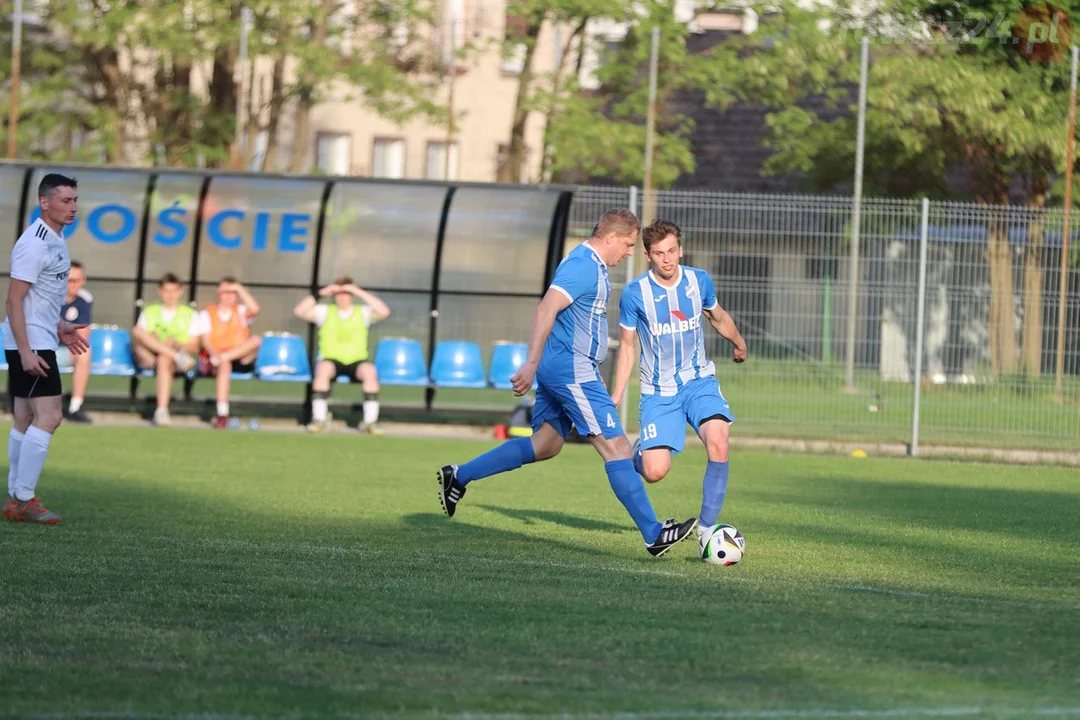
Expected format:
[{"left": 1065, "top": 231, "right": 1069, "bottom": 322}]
[
  {"left": 510, "top": 288, "right": 572, "bottom": 396},
  {"left": 704, "top": 305, "right": 747, "bottom": 363},
  {"left": 231, "top": 282, "right": 261, "bottom": 318},
  {"left": 611, "top": 326, "right": 639, "bottom": 408},
  {"left": 6, "top": 279, "right": 50, "bottom": 376},
  {"left": 293, "top": 290, "right": 332, "bottom": 324},
  {"left": 347, "top": 285, "right": 391, "bottom": 321}
]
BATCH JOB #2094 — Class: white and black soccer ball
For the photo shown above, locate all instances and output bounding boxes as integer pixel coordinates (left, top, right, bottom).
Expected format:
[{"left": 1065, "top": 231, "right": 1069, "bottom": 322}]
[{"left": 699, "top": 523, "right": 745, "bottom": 566}]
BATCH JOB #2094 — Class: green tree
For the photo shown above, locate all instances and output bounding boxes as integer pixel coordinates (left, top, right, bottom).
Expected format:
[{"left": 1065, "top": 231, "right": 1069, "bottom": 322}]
[
  {"left": 706, "top": 0, "right": 1078, "bottom": 376},
  {"left": 1, "top": 0, "right": 443, "bottom": 170},
  {"left": 498, "top": 0, "right": 629, "bottom": 182},
  {"left": 543, "top": 0, "right": 706, "bottom": 188}
]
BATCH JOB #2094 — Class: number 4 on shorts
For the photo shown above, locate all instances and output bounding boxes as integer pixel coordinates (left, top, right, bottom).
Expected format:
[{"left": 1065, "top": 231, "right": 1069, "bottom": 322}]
[{"left": 606, "top": 413, "right": 616, "bottom": 428}]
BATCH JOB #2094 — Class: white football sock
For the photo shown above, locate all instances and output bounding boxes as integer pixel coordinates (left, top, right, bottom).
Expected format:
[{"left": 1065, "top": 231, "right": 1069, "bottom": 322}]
[
  {"left": 312, "top": 398, "right": 328, "bottom": 423},
  {"left": 14, "top": 426, "right": 51, "bottom": 502},
  {"left": 69, "top": 397, "right": 83, "bottom": 413},
  {"left": 216, "top": 402, "right": 229, "bottom": 417},
  {"left": 363, "top": 400, "right": 379, "bottom": 425},
  {"left": 8, "top": 429, "right": 24, "bottom": 497}
]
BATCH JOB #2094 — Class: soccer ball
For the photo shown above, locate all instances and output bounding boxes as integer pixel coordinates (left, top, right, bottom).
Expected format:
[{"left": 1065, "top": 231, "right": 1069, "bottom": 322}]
[{"left": 699, "top": 523, "right": 745, "bottom": 566}]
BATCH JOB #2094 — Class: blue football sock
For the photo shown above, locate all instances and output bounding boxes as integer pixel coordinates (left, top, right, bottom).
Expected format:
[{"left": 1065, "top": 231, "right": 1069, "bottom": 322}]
[
  {"left": 606, "top": 459, "right": 663, "bottom": 544},
  {"left": 457, "top": 437, "right": 536, "bottom": 487},
  {"left": 699, "top": 460, "right": 729, "bottom": 527}
]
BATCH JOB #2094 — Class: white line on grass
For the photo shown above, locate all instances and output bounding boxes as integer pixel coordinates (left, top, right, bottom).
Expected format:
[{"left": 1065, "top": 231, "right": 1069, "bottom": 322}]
[
  {"left": 436, "top": 709, "right": 1080, "bottom": 719},
  {"left": 7, "top": 706, "right": 1080, "bottom": 720}
]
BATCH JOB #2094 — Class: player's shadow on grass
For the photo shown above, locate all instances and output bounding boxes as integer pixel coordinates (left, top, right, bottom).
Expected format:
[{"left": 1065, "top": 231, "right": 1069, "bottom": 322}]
[
  {"left": 401, "top": 512, "right": 625, "bottom": 559},
  {"left": 473, "top": 504, "right": 627, "bottom": 532}
]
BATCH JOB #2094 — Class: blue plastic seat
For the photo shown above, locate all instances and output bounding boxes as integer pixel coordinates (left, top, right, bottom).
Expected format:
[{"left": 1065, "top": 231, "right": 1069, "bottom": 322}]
[
  {"left": 89, "top": 327, "right": 136, "bottom": 376},
  {"left": 374, "top": 338, "right": 429, "bottom": 386},
  {"left": 489, "top": 341, "right": 536, "bottom": 390},
  {"left": 431, "top": 340, "right": 487, "bottom": 388},
  {"left": 255, "top": 333, "right": 313, "bottom": 382}
]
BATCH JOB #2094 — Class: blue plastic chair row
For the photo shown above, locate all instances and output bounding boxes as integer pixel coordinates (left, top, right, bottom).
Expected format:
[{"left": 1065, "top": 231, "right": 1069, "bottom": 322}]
[
  {"left": 373, "top": 338, "right": 535, "bottom": 390},
  {"left": 0, "top": 329, "right": 535, "bottom": 391}
]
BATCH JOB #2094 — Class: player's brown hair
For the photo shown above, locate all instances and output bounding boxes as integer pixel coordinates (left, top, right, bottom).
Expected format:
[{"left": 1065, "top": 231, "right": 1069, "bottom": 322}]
[
  {"left": 159, "top": 272, "right": 182, "bottom": 286},
  {"left": 642, "top": 220, "right": 682, "bottom": 253},
  {"left": 592, "top": 208, "right": 641, "bottom": 239},
  {"left": 334, "top": 275, "right": 353, "bottom": 286}
]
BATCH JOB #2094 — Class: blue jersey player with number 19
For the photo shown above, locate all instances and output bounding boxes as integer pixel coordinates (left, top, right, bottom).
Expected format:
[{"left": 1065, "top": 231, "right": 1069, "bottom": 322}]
[
  {"left": 611, "top": 220, "right": 747, "bottom": 551},
  {"left": 437, "top": 209, "right": 698, "bottom": 558}
]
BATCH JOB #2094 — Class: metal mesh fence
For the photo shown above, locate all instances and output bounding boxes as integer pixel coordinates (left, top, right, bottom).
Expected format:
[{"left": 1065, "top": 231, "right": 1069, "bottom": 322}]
[{"left": 569, "top": 186, "right": 1080, "bottom": 451}]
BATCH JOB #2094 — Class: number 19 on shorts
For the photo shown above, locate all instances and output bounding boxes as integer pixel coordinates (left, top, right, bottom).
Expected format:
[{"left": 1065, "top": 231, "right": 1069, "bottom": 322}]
[{"left": 641, "top": 423, "right": 658, "bottom": 440}]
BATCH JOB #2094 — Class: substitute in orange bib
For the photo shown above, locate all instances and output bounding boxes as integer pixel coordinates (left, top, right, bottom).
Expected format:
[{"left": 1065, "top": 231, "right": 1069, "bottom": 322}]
[{"left": 197, "top": 277, "right": 262, "bottom": 429}]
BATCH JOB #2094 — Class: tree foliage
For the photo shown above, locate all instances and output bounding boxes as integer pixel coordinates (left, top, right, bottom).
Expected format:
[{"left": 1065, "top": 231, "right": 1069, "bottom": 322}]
[
  {"left": 0, "top": 0, "right": 443, "bottom": 170},
  {"left": 542, "top": 1, "right": 708, "bottom": 187}
]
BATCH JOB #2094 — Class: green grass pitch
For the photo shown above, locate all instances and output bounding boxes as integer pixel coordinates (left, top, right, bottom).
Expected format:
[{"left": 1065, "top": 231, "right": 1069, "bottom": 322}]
[{"left": 1, "top": 425, "right": 1078, "bottom": 719}]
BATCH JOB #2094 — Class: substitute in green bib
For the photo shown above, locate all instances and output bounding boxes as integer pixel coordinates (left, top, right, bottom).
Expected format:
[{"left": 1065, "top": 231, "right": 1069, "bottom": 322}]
[
  {"left": 294, "top": 276, "right": 391, "bottom": 435},
  {"left": 131, "top": 272, "right": 202, "bottom": 427}
]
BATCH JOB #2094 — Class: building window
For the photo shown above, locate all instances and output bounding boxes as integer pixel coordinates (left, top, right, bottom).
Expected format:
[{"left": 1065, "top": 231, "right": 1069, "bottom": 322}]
[
  {"left": 502, "top": 43, "right": 526, "bottom": 74},
  {"left": 372, "top": 138, "right": 406, "bottom": 178},
  {"left": 425, "top": 141, "right": 459, "bottom": 180},
  {"left": 502, "top": 10, "right": 528, "bottom": 74},
  {"left": 442, "top": 0, "right": 467, "bottom": 64},
  {"left": 315, "top": 132, "right": 352, "bottom": 176}
]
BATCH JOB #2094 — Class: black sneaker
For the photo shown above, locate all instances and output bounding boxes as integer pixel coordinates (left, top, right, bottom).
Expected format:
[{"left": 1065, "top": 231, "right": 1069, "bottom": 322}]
[
  {"left": 438, "top": 465, "right": 466, "bottom": 518},
  {"left": 67, "top": 409, "right": 92, "bottom": 424},
  {"left": 645, "top": 517, "right": 698, "bottom": 557}
]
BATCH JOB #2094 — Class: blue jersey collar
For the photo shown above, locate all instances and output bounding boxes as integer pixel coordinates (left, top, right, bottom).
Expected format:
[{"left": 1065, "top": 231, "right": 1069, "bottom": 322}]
[{"left": 649, "top": 265, "right": 682, "bottom": 288}]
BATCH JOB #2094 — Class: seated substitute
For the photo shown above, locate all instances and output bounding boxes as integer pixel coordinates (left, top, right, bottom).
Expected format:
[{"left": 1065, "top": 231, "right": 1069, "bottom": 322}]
[
  {"left": 293, "top": 277, "right": 390, "bottom": 435},
  {"left": 59, "top": 260, "right": 92, "bottom": 423},
  {"left": 130, "top": 272, "right": 200, "bottom": 427},
  {"left": 197, "top": 276, "right": 262, "bottom": 429}
]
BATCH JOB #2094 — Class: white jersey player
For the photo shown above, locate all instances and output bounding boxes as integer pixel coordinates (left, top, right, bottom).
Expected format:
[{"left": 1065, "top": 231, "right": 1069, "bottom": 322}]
[{"left": 2, "top": 174, "right": 90, "bottom": 525}]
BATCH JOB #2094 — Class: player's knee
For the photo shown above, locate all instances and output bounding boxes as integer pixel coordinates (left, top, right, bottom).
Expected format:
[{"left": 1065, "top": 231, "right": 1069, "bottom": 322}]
[
  {"left": 642, "top": 463, "right": 669, "bottom": 483},
  {"left": 13, "top": 405, "right": 33, "bottom": 431},
  {"left": 36, "top": 407, "right": 63, "bottom": 433},
  {"left": 704, "top": 432, "right": 730, "bottom": 461},
  {"left": 533, "top": 441, "right": 561, "bottom": 462}
]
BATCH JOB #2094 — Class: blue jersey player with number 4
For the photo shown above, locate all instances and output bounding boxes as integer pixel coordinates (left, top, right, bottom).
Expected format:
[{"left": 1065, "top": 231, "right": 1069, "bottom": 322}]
[
  {"left": 437, "top": 209, "right": 699, "bottom": 558},
  {"left": 611, "top": 220, "right": 747, "bottom": 553}
]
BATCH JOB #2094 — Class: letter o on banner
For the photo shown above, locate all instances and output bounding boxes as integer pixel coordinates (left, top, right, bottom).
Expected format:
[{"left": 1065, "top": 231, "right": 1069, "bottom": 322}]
[{"left": 87, "top": 204, "right": 137, "bottom": 244}]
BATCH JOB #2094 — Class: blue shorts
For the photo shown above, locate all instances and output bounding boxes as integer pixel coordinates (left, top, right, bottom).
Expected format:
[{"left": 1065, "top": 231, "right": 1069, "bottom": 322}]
[
  {"left": 532, "top": 379, "right": 624, "bottom": 440},
  {"left": 638, "top": 376, "right": 734, "bottom": 454}
]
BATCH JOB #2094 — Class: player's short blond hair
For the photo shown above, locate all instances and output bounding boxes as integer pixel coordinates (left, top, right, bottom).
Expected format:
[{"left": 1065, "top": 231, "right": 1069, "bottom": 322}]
[{"left": 592, "top": 208, "right": 641, "bottom": 239}]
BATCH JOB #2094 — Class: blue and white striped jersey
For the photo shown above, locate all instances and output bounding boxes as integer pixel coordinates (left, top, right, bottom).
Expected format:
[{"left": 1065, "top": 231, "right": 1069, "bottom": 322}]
[
  {"left": 539, "top": 242, "right": 611, "bottom": 385},
  {"left": 619, "top": 265, "right": 719, "bottom": 396}
]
